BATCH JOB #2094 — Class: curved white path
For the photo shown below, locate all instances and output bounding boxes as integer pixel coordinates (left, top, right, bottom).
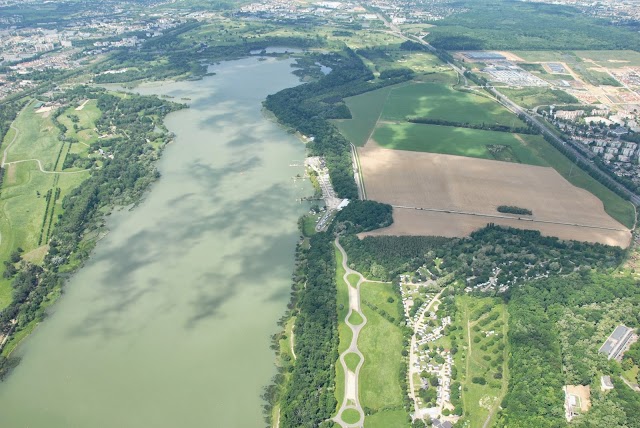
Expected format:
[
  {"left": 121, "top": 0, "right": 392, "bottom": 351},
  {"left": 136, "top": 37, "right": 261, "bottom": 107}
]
[{"left": 333, "top": 238, "right": 367, "bottom": 428}]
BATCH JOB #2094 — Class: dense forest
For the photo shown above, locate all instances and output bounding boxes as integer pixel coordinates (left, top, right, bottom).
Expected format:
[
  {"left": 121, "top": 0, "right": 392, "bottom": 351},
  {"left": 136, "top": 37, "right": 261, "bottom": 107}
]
[
  {"left": 0, "top": 86, "right": 184, "bottom": 378},
  {"left": 264, "top": 48, "right": 413, "bottom": 199},
  {"left": 333, "top": 200, "right": 393, "bottom": 234},
  {"left": 425, "top": 0, "right": 640, "bottom": 51},
  {"left": 275, "top": 231, "right": 339, "bottom": 428},
  {"left": 342, "top": 225, "right": 623, "bottom": 286},
  {"left": 498, "top": 272, "right": 640, "bottom": 427}
]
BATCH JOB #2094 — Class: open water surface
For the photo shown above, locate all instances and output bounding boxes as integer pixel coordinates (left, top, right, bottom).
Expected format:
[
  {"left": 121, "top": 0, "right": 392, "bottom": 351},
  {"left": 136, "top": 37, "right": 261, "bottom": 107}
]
[{"left": 0, "top": 57, "right": 310, "bottom": 427}]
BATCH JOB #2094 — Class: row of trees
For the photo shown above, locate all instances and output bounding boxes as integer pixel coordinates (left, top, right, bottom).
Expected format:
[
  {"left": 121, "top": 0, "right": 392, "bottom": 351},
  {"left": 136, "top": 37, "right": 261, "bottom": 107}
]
[
  {"left": 264, "top": 48, "right": 414, "bottom": 199},
  {"left": 406, "top": 116, "right": 537, "bottom": 135}
]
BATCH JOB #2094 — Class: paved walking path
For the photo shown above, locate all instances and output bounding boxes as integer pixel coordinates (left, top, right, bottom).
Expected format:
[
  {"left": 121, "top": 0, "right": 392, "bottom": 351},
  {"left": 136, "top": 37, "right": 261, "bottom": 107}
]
[{"left": 333, "top": 238, "right": 368, "bottom": 428}]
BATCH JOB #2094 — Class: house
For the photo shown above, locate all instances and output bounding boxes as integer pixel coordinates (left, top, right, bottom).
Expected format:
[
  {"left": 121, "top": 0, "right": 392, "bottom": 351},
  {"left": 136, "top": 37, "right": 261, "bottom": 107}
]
[
  {"left": 599, "top": 325, "right": 636, "bottom": 361},
  {"left": 600, "top": 375, "right": 614, "bottom": 391}
]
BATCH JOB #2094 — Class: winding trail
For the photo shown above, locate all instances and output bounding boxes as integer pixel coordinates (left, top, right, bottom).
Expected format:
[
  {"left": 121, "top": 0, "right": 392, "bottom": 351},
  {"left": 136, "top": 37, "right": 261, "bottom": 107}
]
[
  {"left": 333, "top": 238, "right": 367, "bottom": 428},
  {"left": 2, "top": 122, "right": 89, "bottom": 175}
]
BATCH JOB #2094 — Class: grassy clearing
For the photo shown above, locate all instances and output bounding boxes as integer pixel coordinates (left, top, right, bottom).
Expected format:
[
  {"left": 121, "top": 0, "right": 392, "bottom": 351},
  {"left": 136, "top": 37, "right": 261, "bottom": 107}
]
[
  {"left": 359, "top": 282, "right": 407, "bottom": 412},
  {"left": 498, "top": 87, "right": 578, "bottom": 109},
  {"left": 335, "top": 245, "right": 352, "bottom": 410},
  {"left": 574, "top": 50, "right": 640, "bottom": 67},
  {"left": 342, "top": 408, "right": 362, "bottom": 424},
  {"left": 345, "top": 353, "right": 361, "bottom": 371},
  {"left": 364, "top": 409, "right": 409, "bottom": 428},
  {"left": 5, "top": 107, "right": 62, "bottom": 169},
  {"left": 348, "top": 311, "right": 363, "bottom": 325},
  {"left": 455, "top": 296, "right": 509, "bottom": 428},
  {"left": 0, "top": 105, "right": 92, "bottom": 309},
  {"left": 347, "top": 273, "right": 360, "bottom": 287},
  {"left": 381, "top": 83, "right": 524, "bottom": 127}
]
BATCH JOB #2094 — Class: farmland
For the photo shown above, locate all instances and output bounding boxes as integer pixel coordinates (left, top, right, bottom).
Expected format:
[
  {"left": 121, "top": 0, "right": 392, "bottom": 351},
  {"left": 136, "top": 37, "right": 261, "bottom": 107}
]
[
  {"left": 372, "top": 123, "right": 536, "bottom": 162},
  {"left": 334, "top": 78, "right": 526, "bottom": 147},
  {"left": 358, "top": 146, "right": 631, "bottom": 247},
  {"left": 380, "top": 83, "right": 523, "bottom": 127},
  {"left": 333, "top": 66, "right": 634, "bottom": 233}
]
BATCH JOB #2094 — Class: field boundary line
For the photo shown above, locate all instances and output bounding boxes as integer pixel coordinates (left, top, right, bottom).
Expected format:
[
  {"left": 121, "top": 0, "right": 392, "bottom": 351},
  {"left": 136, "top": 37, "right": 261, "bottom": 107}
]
[{"left": 391, "top": 205, "right": 628, "bottom": 232}]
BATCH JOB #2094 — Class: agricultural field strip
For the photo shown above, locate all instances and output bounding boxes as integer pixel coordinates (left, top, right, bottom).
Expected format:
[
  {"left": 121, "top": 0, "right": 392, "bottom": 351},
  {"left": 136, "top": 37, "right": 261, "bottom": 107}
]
[{"left": 391, "top": 205, "right": 627, "bottom": 232}]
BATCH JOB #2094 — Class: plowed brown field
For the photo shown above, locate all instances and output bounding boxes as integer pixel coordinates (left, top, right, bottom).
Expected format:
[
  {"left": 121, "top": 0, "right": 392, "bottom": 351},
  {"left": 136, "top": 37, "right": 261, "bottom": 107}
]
[{"left": 358, "top": 144, "right": 631, "bottom": 247}]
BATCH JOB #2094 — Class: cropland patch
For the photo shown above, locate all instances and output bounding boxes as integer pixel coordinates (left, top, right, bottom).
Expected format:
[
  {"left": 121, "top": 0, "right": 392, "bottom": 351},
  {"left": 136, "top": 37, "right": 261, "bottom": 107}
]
[{"left": 357, "top": 145, "right": 630, "bottom": 247}]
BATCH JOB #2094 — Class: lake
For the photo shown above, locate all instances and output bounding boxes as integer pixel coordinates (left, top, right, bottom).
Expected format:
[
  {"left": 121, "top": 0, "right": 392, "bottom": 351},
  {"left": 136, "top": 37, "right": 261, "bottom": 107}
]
[{"left": 0, "top": 57, "right": 309, "bottom": 427}]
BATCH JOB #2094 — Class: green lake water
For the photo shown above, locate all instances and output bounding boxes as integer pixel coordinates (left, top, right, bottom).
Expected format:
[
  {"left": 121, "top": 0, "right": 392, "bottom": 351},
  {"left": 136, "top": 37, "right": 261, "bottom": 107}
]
[{"left": 0, "top": 57, "right": 310, "bottom": 427}]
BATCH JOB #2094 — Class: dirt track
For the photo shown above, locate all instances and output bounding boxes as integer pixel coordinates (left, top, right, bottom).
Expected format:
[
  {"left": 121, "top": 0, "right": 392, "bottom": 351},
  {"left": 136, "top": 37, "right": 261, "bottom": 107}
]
[{"left": 358, "top": 144, "right": 631, "bottom": 247}]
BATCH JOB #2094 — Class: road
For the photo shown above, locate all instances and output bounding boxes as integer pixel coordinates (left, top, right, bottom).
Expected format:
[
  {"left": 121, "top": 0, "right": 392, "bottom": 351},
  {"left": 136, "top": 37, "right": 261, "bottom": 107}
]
[
  {"left": 333, "top": 238, "right": 368, "bottom": 428},
  {"left": 371, "top": 8, "right": 640, "bottom": 207}
]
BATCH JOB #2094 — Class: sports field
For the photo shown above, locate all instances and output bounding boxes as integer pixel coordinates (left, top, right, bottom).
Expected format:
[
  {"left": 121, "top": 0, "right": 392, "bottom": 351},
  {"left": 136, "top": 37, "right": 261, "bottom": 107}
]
[{"left": 358, "top": 146, "right": 631, "bottom": 247}]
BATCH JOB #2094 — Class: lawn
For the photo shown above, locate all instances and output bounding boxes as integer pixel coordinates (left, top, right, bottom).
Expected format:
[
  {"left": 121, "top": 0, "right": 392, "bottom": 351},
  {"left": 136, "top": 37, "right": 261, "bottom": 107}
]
[
  {"left": 342, "top": 408, "right": 362, "bottom": 424},
  {"left": 345, "top": 353, "right": 361, "bottom": 371},
  {"left": 455, "top": 296, "right": 509, "bottom": 428},
  {"left": 364, "top": 409, "right": 409, "bottom": 428},
  {"left": 359, "top": 282, "right": 407, "bottom": 412},
  {"left": 348, "top": 311, "right": 363, "bottom": 325}
]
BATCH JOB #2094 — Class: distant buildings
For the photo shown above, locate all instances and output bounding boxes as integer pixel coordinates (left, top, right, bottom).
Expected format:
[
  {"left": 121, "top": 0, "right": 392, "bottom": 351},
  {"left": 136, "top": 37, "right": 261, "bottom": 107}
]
[{"left": 598, "top": 325, "right": 637, "bottom": 361}]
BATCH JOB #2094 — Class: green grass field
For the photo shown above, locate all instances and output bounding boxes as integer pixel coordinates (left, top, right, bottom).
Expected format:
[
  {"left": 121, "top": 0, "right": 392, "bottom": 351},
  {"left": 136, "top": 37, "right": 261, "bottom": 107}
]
[
  {"left": 348, "top": 311, "right": 363, "bottom": 325},
  {"left": 498, "top": 87, "right": 579, "bottom": 109},
  {"left": 373, "top": 123, "right": 543, "bottom": 163},
  {"left": 333, "top": 85, "right": 399, "bottom": 147},
  {"left": 365, "top": 409, "right": 409, "bottom": 428},
  {"left": 345, "top": 353, "right": 361, "bottom": 371},
  {"left": 381, "top": 83, "right": 524, "bottom": 127},
  {"left": 0, "top": 104, "right": 92, "bottom": 308},
  {"left": 359, "top": 282, "right": 409, "bottom": 424},
  {"left": 455, "top": 296, "right": 509, "bottom": 428},
  {"left": 341, "top": 408, "right": 362, "bottom": 424},
  {"left": 335, "top": 80, "right": 525, "bottom": 147}
]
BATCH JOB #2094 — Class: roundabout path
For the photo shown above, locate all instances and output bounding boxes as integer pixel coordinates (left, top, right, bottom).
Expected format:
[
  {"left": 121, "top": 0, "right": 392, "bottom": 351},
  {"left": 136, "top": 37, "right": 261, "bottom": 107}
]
[{"left": 333, "top": 238, "right": 368, "bottom": 428}]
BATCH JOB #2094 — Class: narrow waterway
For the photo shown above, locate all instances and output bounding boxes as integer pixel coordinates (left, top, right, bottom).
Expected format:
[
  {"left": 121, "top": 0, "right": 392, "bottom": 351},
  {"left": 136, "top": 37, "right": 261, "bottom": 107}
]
[{"left": 0, "top": 57, "right": 310, "bottom": 427}]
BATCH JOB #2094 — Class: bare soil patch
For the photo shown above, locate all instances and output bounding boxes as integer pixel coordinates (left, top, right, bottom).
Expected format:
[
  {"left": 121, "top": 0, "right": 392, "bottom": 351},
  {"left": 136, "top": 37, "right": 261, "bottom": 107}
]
[{"left": 358, "top": 144, "right": 630, "bottom": 247}]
